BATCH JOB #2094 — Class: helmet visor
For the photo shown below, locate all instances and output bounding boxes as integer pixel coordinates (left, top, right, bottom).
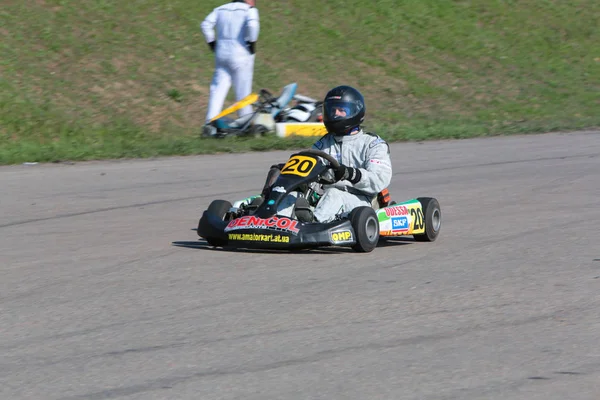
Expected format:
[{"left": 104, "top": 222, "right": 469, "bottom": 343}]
[{"left": 323, "top": 100, "right": 361, "bottom": 121}]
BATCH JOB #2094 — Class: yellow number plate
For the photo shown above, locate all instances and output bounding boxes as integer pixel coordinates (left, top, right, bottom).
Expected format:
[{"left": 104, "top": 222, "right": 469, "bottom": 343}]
[
  {"left": 409, "top": 205, "right": 425, "bottom": 234},
  {"left": 280, "top": 155, "right": 317, "bottom": 177}
]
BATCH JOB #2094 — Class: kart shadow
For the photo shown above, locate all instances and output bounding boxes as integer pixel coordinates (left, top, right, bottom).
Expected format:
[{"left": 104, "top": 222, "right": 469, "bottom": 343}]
[
  {"left": 377, "top": 237, "right": 415, "bottom": 247},
  {"left": 171, "top": 240, "right": 358, "bottom": 254},
  {"left": 172, "top": 236, "right": 412, "bottom": 254}
]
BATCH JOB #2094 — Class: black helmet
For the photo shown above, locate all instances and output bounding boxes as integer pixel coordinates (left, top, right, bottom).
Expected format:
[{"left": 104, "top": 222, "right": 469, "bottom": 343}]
[{"left": 322, "top": 85, "right": 365, "bottom": 135}]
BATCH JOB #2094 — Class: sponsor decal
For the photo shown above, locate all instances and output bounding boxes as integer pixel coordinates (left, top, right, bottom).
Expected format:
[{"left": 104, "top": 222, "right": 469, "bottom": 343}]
[
  {"left": 225, "top": 215, "right": 300, "bottom": 235},
  {"left": 384, "top": 205, "right": 409, "bottom": 217},
  {"left": 392, "top": 216, "right": 409, "bottom": 232},
  {"left": 330, "top": 230, "right": 353, "bottom": 243},
  {"left": 272, "top": 186, "right": 286, "bottom": 193},
  {"left": 314, "top": 140, "right": 324, "bottom": 150},
  {"left": 228, "top": 233, "right": 290, "bottom": 243},
  {"left": 369, "top": 159, "right": 392, "bottom": 170}
]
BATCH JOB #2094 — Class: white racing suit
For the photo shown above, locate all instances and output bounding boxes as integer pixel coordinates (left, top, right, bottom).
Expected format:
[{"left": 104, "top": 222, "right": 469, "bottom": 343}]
[
  {"left": 201, "top": 2, "right": 260, "bottom": 122},
  {"left": 278, "top": 130, "right": 393, "bottom": 222}
]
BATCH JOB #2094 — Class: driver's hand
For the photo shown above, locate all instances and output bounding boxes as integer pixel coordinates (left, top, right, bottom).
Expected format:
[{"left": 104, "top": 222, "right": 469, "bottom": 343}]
[
  {"left": 334, "top": 164, "right": 361, "bottom": 184},
  {"left": 318, "top": 171, "right": 335, "bottom": 184},
  {"left": 246, "top": 41, "right": 256, "bottom": 55}
]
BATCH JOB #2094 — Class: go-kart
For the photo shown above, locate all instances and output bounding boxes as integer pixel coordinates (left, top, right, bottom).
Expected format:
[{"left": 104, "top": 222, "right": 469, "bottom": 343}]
[
  {"left": 201, "top": 83, "right": 326, "bottom": 138},
  {"left": 197, "top": 149, "right": 441, "bottom": 252}
]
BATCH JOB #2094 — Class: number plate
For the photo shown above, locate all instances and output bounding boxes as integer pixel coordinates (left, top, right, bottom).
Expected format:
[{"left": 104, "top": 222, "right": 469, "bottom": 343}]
[
  {"left": 280, "top": 155, "right": 317, "bottom": 177},
  {"left": 409, "top": 206, "right": 425, "bottom": 234}
]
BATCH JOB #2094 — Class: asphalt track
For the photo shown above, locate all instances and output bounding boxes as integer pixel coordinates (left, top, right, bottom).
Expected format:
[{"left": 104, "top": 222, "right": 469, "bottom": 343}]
[{"left": 1, "top": 130, "right": 599, "bottom": 400}]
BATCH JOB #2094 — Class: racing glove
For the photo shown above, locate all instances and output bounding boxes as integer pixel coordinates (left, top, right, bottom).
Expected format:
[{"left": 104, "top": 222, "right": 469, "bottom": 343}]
[
  {"left": 246, "top": 41, "right": 256, "bottom": 55},
  {"left": 208, "top": 41, "right": 216, "bottom": 53},
  {"left": 334, "top": 164, "right": 362, "bottom": 184}
]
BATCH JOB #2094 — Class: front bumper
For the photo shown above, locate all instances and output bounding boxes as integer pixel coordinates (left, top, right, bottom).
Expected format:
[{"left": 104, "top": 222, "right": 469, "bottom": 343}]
[{"left": 198, "top": 211, "right": 357, "bottom": 250}]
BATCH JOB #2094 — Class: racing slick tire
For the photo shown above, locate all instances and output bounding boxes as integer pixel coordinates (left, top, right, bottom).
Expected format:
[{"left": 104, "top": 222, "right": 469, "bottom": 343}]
[
  {"left": 199, "top": 199, "right": 232, "bottom": 247},
  {"left": 350, "top": 206, "right": 380, "bottom": 253},
  {"left": 413, "top": 197, "right": 441, "bottom": 242}
]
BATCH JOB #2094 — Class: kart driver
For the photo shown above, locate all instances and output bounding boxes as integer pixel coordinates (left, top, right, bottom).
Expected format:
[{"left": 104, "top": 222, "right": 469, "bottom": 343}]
[{"left": 263, "top": 85, "right": 393, "bottom": 223}]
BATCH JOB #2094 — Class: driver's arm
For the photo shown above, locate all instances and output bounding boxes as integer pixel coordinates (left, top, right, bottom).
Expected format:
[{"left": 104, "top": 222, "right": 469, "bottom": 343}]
[
  {"left": 350, "top": 139, "right": 393, "bottom": 195},
  {"left": 200, "top": 9, "right": 217, "bottom": 50}
]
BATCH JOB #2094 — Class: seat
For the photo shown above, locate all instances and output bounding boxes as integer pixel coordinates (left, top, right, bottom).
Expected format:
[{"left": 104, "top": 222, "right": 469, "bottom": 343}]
[{"left": 371, "top": 188, "right": 391, "bottom": 209}]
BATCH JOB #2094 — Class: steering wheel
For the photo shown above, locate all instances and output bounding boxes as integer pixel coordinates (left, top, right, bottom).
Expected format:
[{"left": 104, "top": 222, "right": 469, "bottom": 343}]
[
  {"left": 297, "top": 149, "right": 340, "bottom": 169},
  {"left": 258, "top": 88, "right": 275, "bottom": 104}
]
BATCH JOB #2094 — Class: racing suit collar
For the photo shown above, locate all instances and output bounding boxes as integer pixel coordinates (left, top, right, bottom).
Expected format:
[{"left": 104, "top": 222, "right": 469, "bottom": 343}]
[{"left": 333, "top": 128, "right": 364, "bottom": 143}]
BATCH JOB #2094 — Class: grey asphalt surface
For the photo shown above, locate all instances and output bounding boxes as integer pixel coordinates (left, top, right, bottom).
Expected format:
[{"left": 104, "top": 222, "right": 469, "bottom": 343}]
[{"left": 1, "top": 130, "right": 599, "bottom": 400}]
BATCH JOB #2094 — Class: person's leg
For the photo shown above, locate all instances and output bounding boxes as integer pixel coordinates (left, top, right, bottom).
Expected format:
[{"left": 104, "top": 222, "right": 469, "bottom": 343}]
[
  {"left": 231, "top": 54, "right": 255, "bottom": 118},
  {"left": 205, "top": 60, "right": 232, "bottom": 123},
  {"left": 276, "top": 192, "right": 299, "bottom": 218},
  {"left": 313, "top": 188, "right": 372, "bottom": 223}
]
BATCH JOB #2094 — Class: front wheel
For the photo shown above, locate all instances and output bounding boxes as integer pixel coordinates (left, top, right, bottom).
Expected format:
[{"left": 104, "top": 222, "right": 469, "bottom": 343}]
[
  {"left": 413, "top": 197, "right": 441, "bottom": 242},
  {"left": 350, "top": 206, "right": 380, "bottom": 253},
  {"left": 198, "top": 199, "right": 232, "bottom": 247}
]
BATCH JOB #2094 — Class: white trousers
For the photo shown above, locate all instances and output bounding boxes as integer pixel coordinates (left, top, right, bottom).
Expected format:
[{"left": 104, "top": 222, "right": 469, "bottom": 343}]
[
  {"left": 205, "top": 53, "right": 255, "bottom": 123},
  {"left": 277, "top": 188, "right": 372, "bottom": 223}
]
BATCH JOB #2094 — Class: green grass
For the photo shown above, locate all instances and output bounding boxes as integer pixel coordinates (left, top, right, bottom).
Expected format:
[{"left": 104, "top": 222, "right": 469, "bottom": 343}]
[{"left": 1, "top": 0, "right": 599, "bottom": 164}]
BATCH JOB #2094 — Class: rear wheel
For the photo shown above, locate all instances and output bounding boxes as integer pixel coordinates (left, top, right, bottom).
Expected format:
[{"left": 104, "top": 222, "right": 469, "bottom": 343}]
[
  {"left": 350, "top": 206, "right": 380, "bottom": 253},
  {"left": 413, "top": 197, "right": 441, "bottom": 242},
  {"left": 198, "top": 199, "right": 232, "bottom": 247}
]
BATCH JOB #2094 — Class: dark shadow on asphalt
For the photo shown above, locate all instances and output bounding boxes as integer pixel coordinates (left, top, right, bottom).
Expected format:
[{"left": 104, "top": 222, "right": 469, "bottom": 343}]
[
  {"left": 172, "top": 236, "right": 413, "bottom": 254},
  {"left": 377, "top": 237, "right": 415, "bottom": 247},
  {"left": 171, "top": 240, "right": 355, "bottom": 254}
]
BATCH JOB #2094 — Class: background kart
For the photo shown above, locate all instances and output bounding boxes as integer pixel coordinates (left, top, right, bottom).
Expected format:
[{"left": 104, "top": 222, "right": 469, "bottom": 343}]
[
  {"left": 197, "top": 149, "right": 441, "bottom": 252},
  {"left": 201, "top": 83, "right": 326, "bottom": 139}
]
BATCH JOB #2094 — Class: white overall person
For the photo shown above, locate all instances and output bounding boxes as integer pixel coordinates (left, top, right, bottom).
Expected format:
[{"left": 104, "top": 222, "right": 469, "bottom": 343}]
[
  {"left": 261, "top": 85, "right": 393, "bottom": 223},
  {"left": 201, "top": 0, "right": 259, "bottom": 123}
]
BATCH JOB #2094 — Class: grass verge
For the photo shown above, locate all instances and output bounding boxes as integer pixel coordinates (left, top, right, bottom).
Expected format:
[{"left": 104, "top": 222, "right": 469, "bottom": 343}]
[{"left": 1, "top": 0, "right": 598, "bottom": 164}]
